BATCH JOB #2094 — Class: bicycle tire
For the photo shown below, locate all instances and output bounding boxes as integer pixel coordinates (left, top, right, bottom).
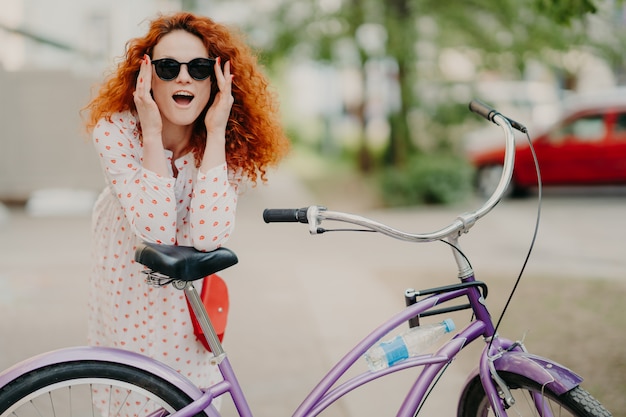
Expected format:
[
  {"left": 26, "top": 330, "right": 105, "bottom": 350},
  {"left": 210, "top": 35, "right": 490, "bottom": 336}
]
[
  {"left": 458, "top": 371, "right": 612, "bottom": 417},
  {"left": 0, "top": 360, "right": 208, "bottom": 417}
]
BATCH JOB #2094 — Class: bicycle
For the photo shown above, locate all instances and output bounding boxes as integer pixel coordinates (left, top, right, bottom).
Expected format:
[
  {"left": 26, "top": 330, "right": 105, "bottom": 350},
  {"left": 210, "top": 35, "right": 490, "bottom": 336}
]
[{"left": 0, "top": 100, "right": 612, "bottom": 417}]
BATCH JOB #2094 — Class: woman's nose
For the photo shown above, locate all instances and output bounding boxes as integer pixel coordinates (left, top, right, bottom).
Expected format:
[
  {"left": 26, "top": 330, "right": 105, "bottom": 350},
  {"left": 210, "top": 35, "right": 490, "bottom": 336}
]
[{"left": 176, "top": 63, "right": 193, "bottom": 82}]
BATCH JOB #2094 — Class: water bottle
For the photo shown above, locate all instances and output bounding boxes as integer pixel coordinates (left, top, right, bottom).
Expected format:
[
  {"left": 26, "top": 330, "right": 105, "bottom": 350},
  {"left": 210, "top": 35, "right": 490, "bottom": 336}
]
[{"left": 364, "top": 319, "right": 456, "bottom": 371}]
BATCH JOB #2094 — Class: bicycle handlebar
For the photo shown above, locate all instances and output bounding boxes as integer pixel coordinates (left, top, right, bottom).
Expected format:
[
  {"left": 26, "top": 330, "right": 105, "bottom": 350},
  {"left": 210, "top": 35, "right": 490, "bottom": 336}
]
[{"left": 263, "top": 99, "right": 519, "bottom": 243}]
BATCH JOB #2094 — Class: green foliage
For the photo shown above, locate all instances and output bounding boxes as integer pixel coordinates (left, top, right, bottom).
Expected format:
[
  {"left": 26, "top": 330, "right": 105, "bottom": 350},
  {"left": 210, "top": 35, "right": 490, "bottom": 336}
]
[
  {"left": 379, "top": 153, "right": 475, "bottom": 206},
  {"left": 428, "top": 102, "right": 472, "bottom": 129},
  {"left": 532, "top": 0, "right": 598, "bottom": 25}
]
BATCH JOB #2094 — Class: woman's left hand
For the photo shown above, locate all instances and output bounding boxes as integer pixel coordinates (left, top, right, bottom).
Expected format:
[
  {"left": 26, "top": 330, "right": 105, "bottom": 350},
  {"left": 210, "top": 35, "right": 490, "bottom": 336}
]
[{"left": 204, "top": 58, "right": 234, "bottom": 142}]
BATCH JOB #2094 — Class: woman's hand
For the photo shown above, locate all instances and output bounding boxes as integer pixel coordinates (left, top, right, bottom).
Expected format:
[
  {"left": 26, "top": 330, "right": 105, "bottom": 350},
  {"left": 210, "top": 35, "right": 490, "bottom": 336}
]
[
  {"left": 134, "top": 54, "right": 168, "bottom": 177},
  {"left": 133, "top": 55, "right": 163, "bottom": 139},
  {"left": 204, "top": 57, "right": 234, "bottom": 142}
]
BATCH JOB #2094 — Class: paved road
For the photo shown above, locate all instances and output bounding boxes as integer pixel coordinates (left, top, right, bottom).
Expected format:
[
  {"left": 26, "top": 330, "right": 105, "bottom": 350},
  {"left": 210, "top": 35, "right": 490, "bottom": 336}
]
[{"left": 0, "top": 168, "right": 624, "bottom": 416}]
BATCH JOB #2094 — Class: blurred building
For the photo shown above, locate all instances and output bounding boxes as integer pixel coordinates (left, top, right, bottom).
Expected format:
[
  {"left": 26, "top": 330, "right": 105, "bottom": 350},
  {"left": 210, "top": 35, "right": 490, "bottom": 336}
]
[
  {"left": 0, "top": 0, "right": 191, "bottom": 74},
  {"left": 0, "top": 67, "right": 101, "bottom": 202},
  {"left": 0, "top": 0, "right": 209, "bottom": 202}
]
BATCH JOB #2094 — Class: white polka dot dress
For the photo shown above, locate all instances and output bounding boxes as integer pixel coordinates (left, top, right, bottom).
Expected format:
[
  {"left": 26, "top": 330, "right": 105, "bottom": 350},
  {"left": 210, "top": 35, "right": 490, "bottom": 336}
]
[{"left": 87, "top": 111, "right": 238, "bottom": 390}]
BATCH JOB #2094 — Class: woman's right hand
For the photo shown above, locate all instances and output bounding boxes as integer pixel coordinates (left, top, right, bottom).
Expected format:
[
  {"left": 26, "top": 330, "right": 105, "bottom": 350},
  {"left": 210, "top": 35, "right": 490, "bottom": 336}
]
[
  {"left": 133, "top": 54, "right": 169, "bottom": 177},
  {"left": 133, "top": 55, "right": 163, "bottom": 138}
]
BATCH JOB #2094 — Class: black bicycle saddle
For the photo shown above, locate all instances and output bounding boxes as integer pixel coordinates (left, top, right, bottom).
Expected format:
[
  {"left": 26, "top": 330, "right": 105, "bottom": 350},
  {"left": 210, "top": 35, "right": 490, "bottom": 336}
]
[{"left": 134, "top": 241, "right": 238, "bottom": 281}]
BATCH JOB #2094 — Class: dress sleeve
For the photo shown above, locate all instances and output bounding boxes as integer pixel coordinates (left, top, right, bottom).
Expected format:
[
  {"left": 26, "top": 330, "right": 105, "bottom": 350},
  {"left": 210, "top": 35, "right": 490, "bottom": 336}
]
[
  {"left": 93, "top": 116, "right": 178, "bottom": 244},
  {"left": 189, "top": 163, "right": 238, "bottom": 252}
]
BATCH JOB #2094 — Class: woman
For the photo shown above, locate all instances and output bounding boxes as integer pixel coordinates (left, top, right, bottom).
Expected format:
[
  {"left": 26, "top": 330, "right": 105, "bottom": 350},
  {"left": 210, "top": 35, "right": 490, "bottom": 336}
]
[{"left": 84, "top": 11, "right": 289, "bottom": 392}]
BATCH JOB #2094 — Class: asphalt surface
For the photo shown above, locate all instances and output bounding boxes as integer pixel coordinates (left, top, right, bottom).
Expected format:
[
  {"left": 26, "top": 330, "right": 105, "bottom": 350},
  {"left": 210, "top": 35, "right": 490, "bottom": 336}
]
[{"left": 1, "top": 167, "right": 625, "bottom": 416}]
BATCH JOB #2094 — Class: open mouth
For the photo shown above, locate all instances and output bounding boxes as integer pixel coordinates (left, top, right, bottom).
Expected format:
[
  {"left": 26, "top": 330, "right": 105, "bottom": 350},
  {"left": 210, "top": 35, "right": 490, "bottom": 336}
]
[{"left": 173, "top": 90, "right": 194, "bottom": 106}]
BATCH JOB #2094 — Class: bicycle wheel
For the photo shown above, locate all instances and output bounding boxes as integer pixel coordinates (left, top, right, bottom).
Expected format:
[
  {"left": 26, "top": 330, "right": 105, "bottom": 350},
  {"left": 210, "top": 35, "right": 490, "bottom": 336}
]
[
  {"left": 0, "top": 360, "right": 208, "bottom": 417},
  {"left": 458, "top": 372, "right": 612, "bottom": 417}
]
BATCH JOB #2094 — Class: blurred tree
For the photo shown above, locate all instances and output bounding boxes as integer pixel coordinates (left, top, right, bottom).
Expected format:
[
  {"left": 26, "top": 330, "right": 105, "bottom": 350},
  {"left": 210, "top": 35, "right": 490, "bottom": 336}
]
[
  {"left": 217, "top": 0, "right": 623, "bottom": 171},
  {"left": 533, "top": 0, "right": 598, "bottom": 24}
]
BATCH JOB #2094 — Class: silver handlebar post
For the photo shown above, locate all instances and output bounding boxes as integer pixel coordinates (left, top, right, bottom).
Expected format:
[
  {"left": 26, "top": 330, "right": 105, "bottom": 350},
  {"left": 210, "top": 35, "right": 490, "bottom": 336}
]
[
  {"left": 471, "top": 113, "right": 516, "bottom": 221},
  {"left": 305, "top": 114, "right": 516, "bottom": 274},
  {"left": 451, "top": 114, "right": 516, "bottom": 277}
]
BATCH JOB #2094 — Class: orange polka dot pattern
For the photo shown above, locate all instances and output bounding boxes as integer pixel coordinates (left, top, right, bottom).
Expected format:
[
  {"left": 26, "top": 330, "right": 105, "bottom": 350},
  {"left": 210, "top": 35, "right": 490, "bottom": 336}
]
[{"left": 87, "top": 112, "right": 238, "bottom": 393}]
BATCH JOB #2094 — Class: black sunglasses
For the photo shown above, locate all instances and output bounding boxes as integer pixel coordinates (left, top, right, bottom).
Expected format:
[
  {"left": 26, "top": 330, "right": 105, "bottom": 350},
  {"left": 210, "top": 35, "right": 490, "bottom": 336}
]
[{"left": 151, "top": 58, "right": 216, "bottom": 81}]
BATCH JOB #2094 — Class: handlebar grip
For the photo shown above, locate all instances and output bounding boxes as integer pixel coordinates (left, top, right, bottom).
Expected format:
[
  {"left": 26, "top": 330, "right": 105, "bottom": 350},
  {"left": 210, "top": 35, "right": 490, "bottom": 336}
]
[
  {"left": 469, "top": 99, "right": 497, "bottom": 122},
  {"left": 469, "top": 99, "right": 528, "bottom": 133},
  {"left": 263, "top": 208, "right": 309, "bottom": 223}
]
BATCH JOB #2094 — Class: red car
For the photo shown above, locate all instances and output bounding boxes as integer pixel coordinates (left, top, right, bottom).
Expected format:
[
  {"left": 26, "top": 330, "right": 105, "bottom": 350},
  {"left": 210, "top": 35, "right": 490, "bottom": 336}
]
[{"left": 470, "top": 90, "right": 626, "bottom": 197}]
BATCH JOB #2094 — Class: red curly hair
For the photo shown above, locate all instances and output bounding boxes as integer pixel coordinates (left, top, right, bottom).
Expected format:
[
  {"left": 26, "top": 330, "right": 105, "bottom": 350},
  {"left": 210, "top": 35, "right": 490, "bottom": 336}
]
[{"left": 84, "top": 12, "right": 289, "bottom": 183}]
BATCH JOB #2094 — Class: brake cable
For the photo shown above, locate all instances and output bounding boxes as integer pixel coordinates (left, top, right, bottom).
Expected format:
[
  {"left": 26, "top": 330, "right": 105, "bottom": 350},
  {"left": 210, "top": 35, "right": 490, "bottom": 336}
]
[{"left": 489, "top": 129, "right": 543, "bottom": 351}]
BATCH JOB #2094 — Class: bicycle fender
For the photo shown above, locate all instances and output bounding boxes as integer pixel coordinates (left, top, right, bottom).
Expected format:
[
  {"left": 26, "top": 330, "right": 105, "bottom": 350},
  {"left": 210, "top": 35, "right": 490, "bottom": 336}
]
[
  {"left": 0, "top": 346, "right": 203, "bottom": 398},
  {"left": 494, "top": 351, "right": 583, "bottom": 394},
  {"left": 460, "top": 350, "right": 583, "bottom": 399}
]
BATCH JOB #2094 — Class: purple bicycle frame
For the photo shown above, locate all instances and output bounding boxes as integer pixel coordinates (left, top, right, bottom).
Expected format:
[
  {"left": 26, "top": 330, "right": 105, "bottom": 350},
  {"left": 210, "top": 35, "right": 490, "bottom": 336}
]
[{"left": 0, "top": 281, "right": 582, "bottom": 417}]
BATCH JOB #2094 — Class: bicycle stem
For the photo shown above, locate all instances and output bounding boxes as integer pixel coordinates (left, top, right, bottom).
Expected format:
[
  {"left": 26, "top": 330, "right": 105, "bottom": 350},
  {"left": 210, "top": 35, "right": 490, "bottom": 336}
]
[{"left": 447, "top": 234, "right": 473, "bottom": 279}]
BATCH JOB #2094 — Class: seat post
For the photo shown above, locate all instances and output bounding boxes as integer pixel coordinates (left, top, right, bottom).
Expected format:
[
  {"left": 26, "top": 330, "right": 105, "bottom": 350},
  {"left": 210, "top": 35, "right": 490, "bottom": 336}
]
[{"left": 184, "top": 282, "right": 226, "bottom": 360}]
